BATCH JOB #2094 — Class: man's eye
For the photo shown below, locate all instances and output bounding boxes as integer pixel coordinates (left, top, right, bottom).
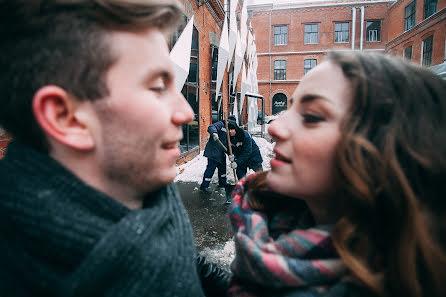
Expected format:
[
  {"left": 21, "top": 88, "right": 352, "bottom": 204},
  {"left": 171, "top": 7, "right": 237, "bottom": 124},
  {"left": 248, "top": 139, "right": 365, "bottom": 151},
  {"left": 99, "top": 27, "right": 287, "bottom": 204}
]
[
  {"left": 151, "top": 87, "right": 167, "bottom": 94},
  {"left": 302, "top": 114, "right": 323, "bottom": 123}
]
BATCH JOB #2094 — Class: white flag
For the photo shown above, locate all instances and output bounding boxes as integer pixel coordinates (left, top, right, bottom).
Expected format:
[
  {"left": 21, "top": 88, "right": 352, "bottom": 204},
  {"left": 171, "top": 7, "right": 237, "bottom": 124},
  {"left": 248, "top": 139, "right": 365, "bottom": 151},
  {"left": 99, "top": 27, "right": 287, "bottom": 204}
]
[
  {"left": 240, "top": 0, "right": 248, "bottom": 57},
  {"left": 227, "top": 0, "right": 237, "bottom": 70},
  {"left": 170, "top": 16, "right": 194, "bottom": 91},
  {"left": 247, "top": 97, "right": 257, "bottom": 132},
  {"left": 240, "top": 62, "right": 247, "bottom": 112},
  {"left": 215, "top": 14, "right": 230, "bottom": 100},
  {"left": 232, "top": 94, "right": 239, "bottom": 125},
  {"left": 232, "top": 32, "right": 243, "bottom": 93}
]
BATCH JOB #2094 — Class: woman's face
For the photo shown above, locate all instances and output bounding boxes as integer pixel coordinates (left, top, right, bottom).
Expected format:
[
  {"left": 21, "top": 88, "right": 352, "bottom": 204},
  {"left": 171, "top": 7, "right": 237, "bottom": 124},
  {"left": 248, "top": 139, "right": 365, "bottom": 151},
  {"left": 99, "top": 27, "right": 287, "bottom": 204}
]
[{"left": 267, "top": 61, "right": 353, "bottom": 201}]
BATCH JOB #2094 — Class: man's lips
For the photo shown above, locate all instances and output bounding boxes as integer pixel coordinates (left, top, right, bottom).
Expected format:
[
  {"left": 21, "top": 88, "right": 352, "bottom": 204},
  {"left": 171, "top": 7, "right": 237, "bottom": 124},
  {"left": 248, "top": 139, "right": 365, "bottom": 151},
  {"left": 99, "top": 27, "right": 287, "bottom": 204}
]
[{"left": 161, "top": 140, "right": 180, "bottom": 150}]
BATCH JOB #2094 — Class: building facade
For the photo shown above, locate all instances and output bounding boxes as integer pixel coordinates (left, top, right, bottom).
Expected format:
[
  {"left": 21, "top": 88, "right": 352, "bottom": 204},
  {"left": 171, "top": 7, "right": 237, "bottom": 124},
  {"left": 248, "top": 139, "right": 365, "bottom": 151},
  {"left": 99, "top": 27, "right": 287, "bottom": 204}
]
[
  {"left": 248, "top": 0, "right": 445, "bottom": 116},
  {"left": 386, "top": 0, "right": 445, "bottom": 66}
]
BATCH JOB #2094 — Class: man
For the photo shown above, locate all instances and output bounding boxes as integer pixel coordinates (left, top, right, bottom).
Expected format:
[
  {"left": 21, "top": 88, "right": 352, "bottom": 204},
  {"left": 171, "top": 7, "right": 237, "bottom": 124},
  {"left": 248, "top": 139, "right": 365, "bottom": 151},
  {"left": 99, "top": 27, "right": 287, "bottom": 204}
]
[
  {"left": 227, "top": 116, "right": 263, "bottom": 180},
  {"left": 0, "top": 1, "right": 227, "bottom": 296},
  {"left": 200, "top": 117, "right": 230, "bottom": 193}
]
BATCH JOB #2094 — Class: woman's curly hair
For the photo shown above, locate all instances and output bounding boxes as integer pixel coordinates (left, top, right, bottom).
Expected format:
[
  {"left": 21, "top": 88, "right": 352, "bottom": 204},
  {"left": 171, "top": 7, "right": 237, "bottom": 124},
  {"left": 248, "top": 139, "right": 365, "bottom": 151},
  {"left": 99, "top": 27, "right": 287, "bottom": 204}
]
[{"left": 328, "top": 51, "right": 446, "bottom": 297}]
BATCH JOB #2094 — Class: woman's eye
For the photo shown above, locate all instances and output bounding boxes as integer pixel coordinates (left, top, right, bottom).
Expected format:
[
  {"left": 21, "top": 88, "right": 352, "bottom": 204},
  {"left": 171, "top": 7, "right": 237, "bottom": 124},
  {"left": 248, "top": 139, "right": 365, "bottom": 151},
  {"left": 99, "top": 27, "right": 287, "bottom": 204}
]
[{"left": 302, "top": 114, "right": 323, "bottom": 123}]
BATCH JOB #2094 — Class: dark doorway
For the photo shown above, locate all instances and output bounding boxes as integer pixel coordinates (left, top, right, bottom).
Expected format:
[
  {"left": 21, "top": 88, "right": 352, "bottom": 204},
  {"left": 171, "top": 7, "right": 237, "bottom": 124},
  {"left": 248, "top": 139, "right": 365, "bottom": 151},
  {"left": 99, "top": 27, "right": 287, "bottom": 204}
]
[{"left": 272, "top": 93, "right": 287, "bottom": 114}]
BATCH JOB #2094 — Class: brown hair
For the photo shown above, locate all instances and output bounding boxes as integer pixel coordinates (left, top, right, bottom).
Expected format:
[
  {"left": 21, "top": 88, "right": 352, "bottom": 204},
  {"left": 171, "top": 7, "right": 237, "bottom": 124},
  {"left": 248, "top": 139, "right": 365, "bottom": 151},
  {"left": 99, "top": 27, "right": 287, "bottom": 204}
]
[
  {"left": 0, "top": 0, "right": 183, "bottom": 152},
  {"left": 248, "top": 51, "right": 446, "bottom": 297},
  {"left": 328, "top": 51, "right": 446, "bottom": 297}
]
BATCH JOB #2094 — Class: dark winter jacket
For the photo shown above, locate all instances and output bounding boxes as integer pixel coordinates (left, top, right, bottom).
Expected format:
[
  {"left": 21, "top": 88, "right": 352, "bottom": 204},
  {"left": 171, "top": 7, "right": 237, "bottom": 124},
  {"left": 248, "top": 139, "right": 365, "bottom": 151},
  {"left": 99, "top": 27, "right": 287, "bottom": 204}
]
[
  {"left": 203, "top": 121, "right": 229, "bottom": 163},
  {"left": 0, "top": 142, "right": 228, "bottom": 297},
  {"left": 228, "top": 120, "right": 263, "bottom": 169}
]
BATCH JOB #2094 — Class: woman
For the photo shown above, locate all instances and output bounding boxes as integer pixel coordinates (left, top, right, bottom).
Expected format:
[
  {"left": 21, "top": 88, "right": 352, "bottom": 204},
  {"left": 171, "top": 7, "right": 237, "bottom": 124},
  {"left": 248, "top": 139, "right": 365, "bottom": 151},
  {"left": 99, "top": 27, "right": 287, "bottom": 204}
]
[{"left": 228, "top": 51, "right": 446, "bottom": 297}]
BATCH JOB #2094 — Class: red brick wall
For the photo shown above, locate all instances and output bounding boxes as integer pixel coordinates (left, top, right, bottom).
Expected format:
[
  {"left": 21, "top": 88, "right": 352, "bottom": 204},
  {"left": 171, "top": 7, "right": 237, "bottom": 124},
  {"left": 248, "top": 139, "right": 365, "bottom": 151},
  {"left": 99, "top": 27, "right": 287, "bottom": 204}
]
[
  {"left": 387, "top": 0, "right": 446, "bottom": 65},
  {"left": 183, "top": 0, "right": 230, "bottom": 152},
  {"left": 249, "top": 1, "right": 391, "bottom": 114},
  {"left": 388, "top": 0, "right": 446, "bottom": 41}
]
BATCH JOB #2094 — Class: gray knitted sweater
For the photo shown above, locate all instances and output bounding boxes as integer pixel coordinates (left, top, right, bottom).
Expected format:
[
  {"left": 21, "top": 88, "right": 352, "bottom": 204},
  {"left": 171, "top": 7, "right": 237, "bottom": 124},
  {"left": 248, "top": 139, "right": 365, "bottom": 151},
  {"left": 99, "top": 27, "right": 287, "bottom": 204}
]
[{"left": 0, "top": 142, "right": 205, "bottom": 297}]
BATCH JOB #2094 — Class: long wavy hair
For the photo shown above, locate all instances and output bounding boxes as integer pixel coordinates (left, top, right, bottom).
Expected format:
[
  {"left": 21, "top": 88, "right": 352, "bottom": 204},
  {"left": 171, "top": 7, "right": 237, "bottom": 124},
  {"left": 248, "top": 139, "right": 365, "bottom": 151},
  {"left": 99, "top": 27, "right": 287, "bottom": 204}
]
[{"left": 249, "top": 51, "right": 446, "bottom": 297}]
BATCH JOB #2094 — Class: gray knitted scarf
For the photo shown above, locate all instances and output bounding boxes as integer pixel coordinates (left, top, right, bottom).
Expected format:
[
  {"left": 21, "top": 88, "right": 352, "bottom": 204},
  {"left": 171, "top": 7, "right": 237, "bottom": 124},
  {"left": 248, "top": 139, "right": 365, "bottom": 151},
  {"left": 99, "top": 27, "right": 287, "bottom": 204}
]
[{"left": 0, "top": 142, "right": 205, "bottom": 297}]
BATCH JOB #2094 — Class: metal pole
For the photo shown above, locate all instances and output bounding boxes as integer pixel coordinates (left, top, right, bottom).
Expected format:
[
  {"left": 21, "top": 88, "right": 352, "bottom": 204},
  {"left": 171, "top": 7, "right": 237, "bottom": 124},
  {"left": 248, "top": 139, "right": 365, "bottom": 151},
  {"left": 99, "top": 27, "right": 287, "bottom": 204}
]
[
  {"left": 223, "top": 111, "right": 238, "bottom": 184},
  {"left": 360, "top": 6, "right": 364, "bottom": 50},
  {"left": 351, "top": 7, "right": 356, "bottom": 50}
]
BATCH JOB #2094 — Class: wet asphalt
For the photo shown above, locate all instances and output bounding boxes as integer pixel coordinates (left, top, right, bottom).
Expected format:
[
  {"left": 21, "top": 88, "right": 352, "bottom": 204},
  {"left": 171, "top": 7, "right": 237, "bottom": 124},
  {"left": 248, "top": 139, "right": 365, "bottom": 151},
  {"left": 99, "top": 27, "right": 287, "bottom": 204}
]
[{"left": 176, "top": 181, "right": 235, "bottom": 270}]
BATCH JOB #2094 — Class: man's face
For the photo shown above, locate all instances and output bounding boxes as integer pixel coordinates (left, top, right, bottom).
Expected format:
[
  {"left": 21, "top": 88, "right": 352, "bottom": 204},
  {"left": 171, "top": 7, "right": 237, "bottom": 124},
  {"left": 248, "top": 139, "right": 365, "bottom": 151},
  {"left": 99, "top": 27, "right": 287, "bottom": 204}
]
[
  {"left": 90, "top": 28, "right": 193, "bottom": 196},
  {"left": 229, "top": 128, "right": 236, "bottom": 137}
]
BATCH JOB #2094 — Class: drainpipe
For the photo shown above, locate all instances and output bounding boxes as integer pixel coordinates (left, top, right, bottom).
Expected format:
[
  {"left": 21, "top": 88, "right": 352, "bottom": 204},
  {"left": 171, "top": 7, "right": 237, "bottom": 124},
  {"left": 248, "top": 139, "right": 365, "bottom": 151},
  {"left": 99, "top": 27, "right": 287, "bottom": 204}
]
[
  {"left": 269, "top": 7, "right": 272, "bottom": 112},
  {"left": 360, "top": 6, "right": 364, "bottom": 50},
  {"left": 351, "top": 7, "right": 356, "bottom": 50}
]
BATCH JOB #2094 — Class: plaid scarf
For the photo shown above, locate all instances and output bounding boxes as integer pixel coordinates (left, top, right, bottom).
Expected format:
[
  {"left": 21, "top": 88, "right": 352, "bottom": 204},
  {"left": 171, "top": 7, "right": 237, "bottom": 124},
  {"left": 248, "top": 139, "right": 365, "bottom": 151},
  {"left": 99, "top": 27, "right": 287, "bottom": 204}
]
[{"left": 229, "top": 173, "right": 349, "bottom": 297}]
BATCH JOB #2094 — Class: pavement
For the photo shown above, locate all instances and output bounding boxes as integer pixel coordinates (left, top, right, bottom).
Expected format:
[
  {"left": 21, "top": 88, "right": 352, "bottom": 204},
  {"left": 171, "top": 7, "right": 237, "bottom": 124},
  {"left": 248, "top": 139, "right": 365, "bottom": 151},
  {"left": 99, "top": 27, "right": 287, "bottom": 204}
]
[{"left": 176, "top": 181, "right": 235, "bottom": 271}]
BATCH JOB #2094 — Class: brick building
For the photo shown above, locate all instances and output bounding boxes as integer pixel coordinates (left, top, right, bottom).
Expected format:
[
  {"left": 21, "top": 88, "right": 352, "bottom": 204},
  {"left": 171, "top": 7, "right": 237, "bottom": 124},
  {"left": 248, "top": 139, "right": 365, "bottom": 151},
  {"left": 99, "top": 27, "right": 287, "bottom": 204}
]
[
  {"left": 171, "top": 0, "right": 232, "bottom": 164},
  {"left": 248, "top": 0, "right": 445, "bottom": 116},
  {"left": 386, "top": 0, "right": 445, "bottom": 66}
]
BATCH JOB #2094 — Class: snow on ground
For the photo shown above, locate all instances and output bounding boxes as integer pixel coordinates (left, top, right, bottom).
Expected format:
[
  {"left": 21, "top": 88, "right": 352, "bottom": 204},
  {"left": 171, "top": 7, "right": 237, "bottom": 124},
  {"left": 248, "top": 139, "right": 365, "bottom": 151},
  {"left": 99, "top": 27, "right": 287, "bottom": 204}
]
[{"left": 175, "top": 134, "right": 275, "bottom": 184}]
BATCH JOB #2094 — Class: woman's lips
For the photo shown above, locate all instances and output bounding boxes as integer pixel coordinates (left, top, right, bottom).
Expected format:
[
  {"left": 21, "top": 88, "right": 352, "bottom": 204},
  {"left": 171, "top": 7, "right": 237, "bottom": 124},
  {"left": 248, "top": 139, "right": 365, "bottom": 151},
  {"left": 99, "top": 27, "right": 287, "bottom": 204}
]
[{"left": 270, "top": 150, "right": 291, "bottom": 168}]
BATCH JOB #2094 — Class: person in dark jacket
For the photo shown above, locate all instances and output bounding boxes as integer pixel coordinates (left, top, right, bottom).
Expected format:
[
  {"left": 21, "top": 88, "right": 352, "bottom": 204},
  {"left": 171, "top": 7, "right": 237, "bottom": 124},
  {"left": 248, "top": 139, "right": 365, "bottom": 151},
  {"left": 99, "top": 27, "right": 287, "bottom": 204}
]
[
  {"left": 0, "top": 1, "right": 228, "bottom": 296},
  {"left": 200, "top": 118, "right": 231, "bottom": 193},
  {"left": 227, "top": 116, "right": 263, "bottom": 180}
]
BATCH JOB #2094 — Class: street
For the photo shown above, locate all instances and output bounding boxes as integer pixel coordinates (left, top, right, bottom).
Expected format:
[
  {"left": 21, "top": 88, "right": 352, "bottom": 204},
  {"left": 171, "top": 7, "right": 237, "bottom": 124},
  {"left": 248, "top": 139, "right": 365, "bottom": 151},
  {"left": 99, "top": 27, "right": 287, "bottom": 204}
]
[{"left": 177, "top": 181, "right": 235, "bottom": 271}]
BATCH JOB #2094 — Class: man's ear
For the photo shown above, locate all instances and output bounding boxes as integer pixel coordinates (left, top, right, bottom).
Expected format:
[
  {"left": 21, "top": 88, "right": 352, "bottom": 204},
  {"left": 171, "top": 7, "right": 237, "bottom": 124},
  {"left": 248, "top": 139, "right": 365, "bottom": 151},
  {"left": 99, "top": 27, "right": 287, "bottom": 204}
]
[{"left": 32, "top": 85, "right": 95, "bottom": 151}]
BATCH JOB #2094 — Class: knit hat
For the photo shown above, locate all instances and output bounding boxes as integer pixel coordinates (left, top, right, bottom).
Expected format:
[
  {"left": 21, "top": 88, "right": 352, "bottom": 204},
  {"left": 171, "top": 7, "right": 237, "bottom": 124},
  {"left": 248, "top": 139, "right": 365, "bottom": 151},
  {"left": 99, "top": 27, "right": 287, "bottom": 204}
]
[{"left": 227, "top": 115, "right": 238, "bottom": 130}]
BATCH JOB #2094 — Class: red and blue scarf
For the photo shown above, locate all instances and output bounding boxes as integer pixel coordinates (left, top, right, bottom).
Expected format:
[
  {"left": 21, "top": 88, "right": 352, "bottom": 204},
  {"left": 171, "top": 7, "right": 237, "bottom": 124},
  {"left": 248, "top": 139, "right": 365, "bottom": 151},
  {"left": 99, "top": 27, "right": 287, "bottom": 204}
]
[{"left": 229, "top": 173, "right": 350, "bottom": 297}]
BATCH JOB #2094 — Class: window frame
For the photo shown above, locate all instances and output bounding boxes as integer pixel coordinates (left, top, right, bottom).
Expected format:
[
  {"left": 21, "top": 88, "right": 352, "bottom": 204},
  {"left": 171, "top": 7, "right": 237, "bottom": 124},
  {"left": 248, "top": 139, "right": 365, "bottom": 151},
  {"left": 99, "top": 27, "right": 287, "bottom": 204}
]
[
  {"left": 366, "top": 20, "right": 381, "bottom": 42},
  {"left": 273, "top": 60, "right": 287, "bottom": 80},
  {"left": 304, "top": 23, "right": 319, "bottom": 44},
  {"left": 404, "top": 1, "right": 416, "bottom": 31},
  {"left": 304, "top": 59, "right": 317, "bottom": 75},
  {"left": 273, "top": 25, "right": 288, "bottom": 45},
  {"left": 404, "top": 45, "right": 413, "bottom": 60},
  {"left": 334, "top": 22, "right": 349, "bottom": 43},
  {"left": 424, "top": 0, "right": 437, "bottom": 19},
  {"left": 422, "top": 35, "right": 433, "bottom": 66}
]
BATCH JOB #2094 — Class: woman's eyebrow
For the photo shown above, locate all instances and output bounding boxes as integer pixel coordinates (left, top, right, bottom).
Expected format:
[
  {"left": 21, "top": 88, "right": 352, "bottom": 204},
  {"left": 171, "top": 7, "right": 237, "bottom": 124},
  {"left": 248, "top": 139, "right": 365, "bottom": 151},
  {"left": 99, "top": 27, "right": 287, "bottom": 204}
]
[{"left": 300, "top": 94, "right": 331, "bottom": 105}]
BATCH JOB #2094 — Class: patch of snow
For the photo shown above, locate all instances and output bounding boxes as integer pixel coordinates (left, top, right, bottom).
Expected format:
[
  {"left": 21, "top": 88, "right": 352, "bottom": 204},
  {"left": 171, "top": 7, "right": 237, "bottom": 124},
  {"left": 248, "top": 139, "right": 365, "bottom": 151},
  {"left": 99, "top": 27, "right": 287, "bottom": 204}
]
[{"left": 200, "top": 240, "right": 236, "bottom": 272}]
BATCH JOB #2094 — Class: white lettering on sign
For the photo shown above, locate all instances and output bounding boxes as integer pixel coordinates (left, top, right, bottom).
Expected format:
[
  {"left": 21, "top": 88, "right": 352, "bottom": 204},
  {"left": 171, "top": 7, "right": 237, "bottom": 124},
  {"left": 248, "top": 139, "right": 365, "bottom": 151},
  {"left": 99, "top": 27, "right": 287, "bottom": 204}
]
[{"left": 274, "top": 101, "right": 286, "bottom": 107}]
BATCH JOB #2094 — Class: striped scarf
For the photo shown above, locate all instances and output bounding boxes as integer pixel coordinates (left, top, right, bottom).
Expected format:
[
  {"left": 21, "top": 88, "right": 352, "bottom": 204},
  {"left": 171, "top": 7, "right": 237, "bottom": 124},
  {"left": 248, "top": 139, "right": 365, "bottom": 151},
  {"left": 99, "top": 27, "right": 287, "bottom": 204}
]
[{"left": 229, "top": 173, "right": 349, "bottom": 297}]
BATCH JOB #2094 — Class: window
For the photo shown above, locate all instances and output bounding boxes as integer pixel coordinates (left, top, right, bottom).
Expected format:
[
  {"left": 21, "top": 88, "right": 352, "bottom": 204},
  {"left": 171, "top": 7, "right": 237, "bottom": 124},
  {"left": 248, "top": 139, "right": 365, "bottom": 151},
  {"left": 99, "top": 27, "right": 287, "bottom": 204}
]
[
  {"left": 422, "top": 36, "right": 433, "bottom": 66},
  {"left": 274, "top": 60, "right": 286, "bottom": 80},
  {"left": 424, "top": 0, "right": 437, "bottom": 19},
  {"left": 274, "top": 25, "right": 288, "bottom": 45},
  {"left": 304, "top": 59, "right": 317, "bottom": 75},
  {"left": 404, "top": 46, "right": 413, "bottom": 60},
  {"left": 366, "top": 21, "right": 381, "bottom": 42},
  {"left": 334, "top": 22, "right": 349, "bottom": 43},
  {"left": 405, "top": 1, "right": 416, "bottom": 31},
  {"left": 211, "top": 46, "right": 218, "bottom": 81},
  {"left": 171, "top": 17, "right": 200, "bottom": 153},
  {"left": 304, "top": 24, "right": 319, "bottom": 44}
]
